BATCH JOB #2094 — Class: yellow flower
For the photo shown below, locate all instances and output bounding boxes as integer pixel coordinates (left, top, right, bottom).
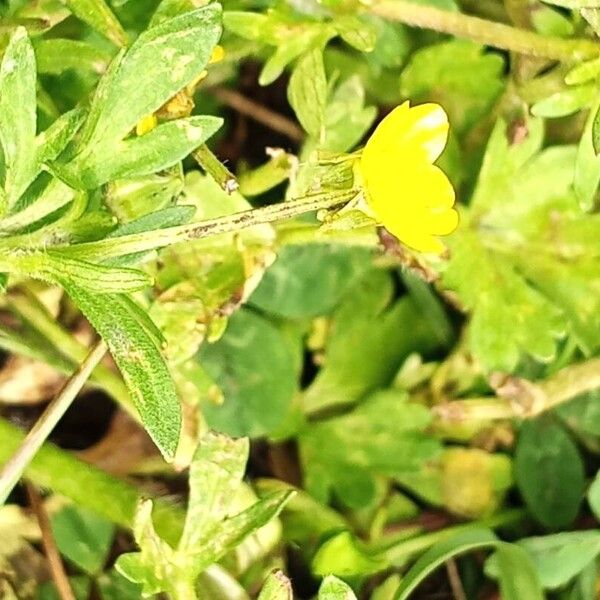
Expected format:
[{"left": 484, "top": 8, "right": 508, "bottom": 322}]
[{"left": 359, "top": 101, "right": 458, "bottom": 254}]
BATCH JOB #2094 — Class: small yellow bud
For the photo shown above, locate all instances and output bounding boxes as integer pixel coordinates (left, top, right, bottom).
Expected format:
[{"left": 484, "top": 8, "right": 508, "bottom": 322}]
[
  {"left": 135, "top": 113, "right": 157, "bottom": 136},
  {"left": 209, "top": 44, "right": 225, "bottom": 64}
]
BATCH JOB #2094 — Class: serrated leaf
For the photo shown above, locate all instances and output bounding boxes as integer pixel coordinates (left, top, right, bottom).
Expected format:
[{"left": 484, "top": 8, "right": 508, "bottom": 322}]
[
  {"left": 443, "top": 231, "right": 565, "bottom": 371},
  {"left": 60, "top": 284, "right": 181, "bottom": 460},
  {"left": 0, "top": 28, "right": 37, "bottom": 211},
  {"left": 64, "top": 0, "right": 127, "bottom": 47},
  {"left": 515, "top": 417, "right": 584, "bottom": 529},
  {"left": 302, "top": 271, "right": 442, "bottom": 413},
  {"left": 288, "top": 48, "right": 327, "bottom": 139}
]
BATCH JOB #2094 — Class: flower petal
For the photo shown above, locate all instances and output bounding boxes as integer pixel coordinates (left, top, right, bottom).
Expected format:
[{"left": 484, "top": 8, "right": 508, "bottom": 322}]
[{"left": 362, "top": 102, "right": 449, "bottom": 169}]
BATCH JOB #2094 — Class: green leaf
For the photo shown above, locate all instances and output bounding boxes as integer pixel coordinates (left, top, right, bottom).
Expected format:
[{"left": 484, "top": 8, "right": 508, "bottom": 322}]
[
  {"left": 395, "top": 529, "right": 498, "bottom": 600},
  {"left": 515, "top": 417, "right": 585, "bottom": 528},
  {"left": 541, "top": 0, "right": 600, "bottom": 7},
  {"left": 117, "top": 434, "right": 292, "bottom": 596},
  {"left": 34, "top": 39, "right": 111, "bottom": 74},
  {"left": 258, "top": 571, "right": 293, "bottom": 600},
  {"left": 556, "top": 390, "right": 600, "bottom": 437},
  {"left": 179, "top": 433, "right": 249, "bottom": 551},
  {"left": 302, "top": 271, "right": 444, "bottom": 413},
  {"left": 250, "top": 245, "right": 373, "bottom": 319},
  {"left": 575, "top": 96, "right": 600, "bottom": 210},
  {"left": 72, "top": 5, "right": 222, "bottom": 153},
  {"left": 0, "top": 28, "right": 37, "bottom": 210},
  {"left": 444, "top": 231, "right": 565, "bottom": 371},
  {"left": 97, "top": 569, "right": 142, "bottom": 600},
  {"left": 59, "top": 115, "right": 223, "bottom": 189},
  {"left": 299, "top": 390, "right": 442, "bottom": 508},
  {"left": 495, "top": 543, "right": 544, "bottom": 600},
  {"left": 321, "top": 76, "right": 377, "bottom": 153},
  {"left": 486, "top": 531, "right": 600, "bottom": 589},
  {"left": 312, "top": 531, "right": 386, "bottom": 577},
  {"left": 61, "top": 284, "right": 181, "bottom": 460},
  {"left": 63, "top": 0, "right": 127, "bottom": 47},
  {"left": 0, "top": 249, "right": 152, "bottom": 293},
  {"left": 532, "top": 85, "right": 596, "bottom": 118},
  {"left": 400, "top": 40, "right": 504, "bottom": 134},
  {"left": 587, "top": 469, "right": 600, "bottom": 520},
  {"left": 318, "top": 576, "right": 357, "bottom": 600},
  {"left": 288, "top": 48, "right": 327, "bottom": 139},
  {"left": 51, "top": 504, "right": 115, "bottom": 575},
  {"left": 592, "top": 101, "right": 600, "bottom": 155},
  {"left": 199, "top": 309, "right": 298, "bottom": 437}
]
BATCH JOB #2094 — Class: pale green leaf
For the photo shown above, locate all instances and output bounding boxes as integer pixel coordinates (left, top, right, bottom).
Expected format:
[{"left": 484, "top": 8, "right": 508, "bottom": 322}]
[
  {"left": 63, "top": 0, "right": 127, "bottom": 46},
  {"left": 180, "top": 433, "right": 249, "bottom": 551},
  {"left": 495, "top": 543, "right": 544, "bottom": 600},
  {"left": 532, "top": 84, "right": 596, "bottom": 118},
  {"left": 288, "top": 48, "right": 327, "bottom": 139},
  {"left": 76, "top": 5, "right": 222, "bottom": 151},
  {"left": 0, "top": 28, "right": 37, "bottom": 210},
  {"left": 318, "top": 576, "right": 357, "bottom": 600},
  {"left": 60, "top": 116, "right": 222, "bottom": 189},
  {"left": 258, "top": 571, "right": 293, "bottom": 600}
]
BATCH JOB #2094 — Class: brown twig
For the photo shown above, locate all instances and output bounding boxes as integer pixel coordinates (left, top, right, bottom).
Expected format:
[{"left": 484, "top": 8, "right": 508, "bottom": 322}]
[
  {"left": 446, "top": 558, "right": 467, "bottom": 600},
  {"left": 26, "top": 483, "right": 76, "bottom": 600},
  {"left": 208, "top": 86, "right": 304, "bottom": 142}
]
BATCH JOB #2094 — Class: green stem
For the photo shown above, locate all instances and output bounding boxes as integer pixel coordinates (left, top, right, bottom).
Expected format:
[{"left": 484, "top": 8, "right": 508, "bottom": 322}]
[
  {"left": 54, "top": 189, "right": 358, "bottom": 262},
  {"left": 193, "top": 144, "right": 239, "bottom": 194},
  {"left": 369, "top": 1, "right": 599, "bottom": 61},
  {"left": 0, "top": 416, "right": 185, "bottom": 545},
  {"left": 433, "top": 357, "right": 600, "bottom": 424}
]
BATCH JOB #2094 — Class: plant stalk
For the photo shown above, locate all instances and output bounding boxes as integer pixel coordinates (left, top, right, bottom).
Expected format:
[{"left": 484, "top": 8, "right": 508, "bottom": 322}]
[
  {"left": 369, "top": 1, "right": 599, "bottom": 61},
  {"left": 56, "top": 189, "right": 358, "bottom": 262},
  {"left": 0, "top": 339, "right": 107, "bottom": 505},
  {"left": 433, "top": 357, "right": 600, "bottom": 424}
]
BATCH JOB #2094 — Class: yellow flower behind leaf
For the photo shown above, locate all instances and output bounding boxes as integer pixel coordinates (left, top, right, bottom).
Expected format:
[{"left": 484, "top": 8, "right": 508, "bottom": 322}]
[{"left": 359, "top": 101, "right": 458, "bottom": 254}]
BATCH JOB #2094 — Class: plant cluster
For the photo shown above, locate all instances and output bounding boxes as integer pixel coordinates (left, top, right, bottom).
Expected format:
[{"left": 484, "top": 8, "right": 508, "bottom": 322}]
[{"left": 1, "top": 0, "right": 600, "bottom": 598}]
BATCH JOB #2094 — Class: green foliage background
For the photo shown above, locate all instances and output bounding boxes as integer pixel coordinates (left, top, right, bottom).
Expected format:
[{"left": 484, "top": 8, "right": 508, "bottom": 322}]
[{"left": 0, "top": 0, "right": 600, "bottom": 598}]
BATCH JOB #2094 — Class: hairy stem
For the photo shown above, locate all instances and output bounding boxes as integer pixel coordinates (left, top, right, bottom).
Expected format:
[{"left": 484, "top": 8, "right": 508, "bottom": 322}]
[
  {"left": 56, "top": 189, "right": 358, "bottom": 262},
  {"left": 370, "top": 1, "right": 599, "bottom": 61},
  {"left": 0, "top": 339, "right": 107, "bottom": 504}
]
